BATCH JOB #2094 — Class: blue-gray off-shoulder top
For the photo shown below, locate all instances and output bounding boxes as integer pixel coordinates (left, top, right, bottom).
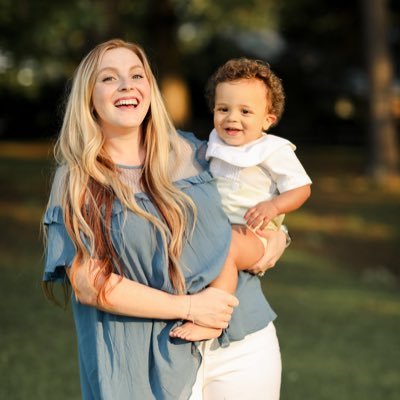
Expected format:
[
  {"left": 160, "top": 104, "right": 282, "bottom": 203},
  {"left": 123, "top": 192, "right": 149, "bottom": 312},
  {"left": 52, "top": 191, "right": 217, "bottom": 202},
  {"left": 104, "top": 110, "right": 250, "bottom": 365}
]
[{"left": 43, "top": 131, "right": 277, "bottom": 400}]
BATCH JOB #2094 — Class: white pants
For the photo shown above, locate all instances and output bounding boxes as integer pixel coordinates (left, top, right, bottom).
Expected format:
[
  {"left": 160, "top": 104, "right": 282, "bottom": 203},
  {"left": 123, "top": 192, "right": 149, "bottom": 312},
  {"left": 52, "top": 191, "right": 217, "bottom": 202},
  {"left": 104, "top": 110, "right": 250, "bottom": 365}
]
[{"left": 188, "top": 322, "right": 282, "bottom": 400}]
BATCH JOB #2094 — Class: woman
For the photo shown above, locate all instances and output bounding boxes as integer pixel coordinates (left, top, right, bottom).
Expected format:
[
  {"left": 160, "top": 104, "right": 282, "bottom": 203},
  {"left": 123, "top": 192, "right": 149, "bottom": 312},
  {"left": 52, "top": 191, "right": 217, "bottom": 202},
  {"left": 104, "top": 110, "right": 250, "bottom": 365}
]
[{"left": 43, "top": 39, "right": 287, "bottom": 399}]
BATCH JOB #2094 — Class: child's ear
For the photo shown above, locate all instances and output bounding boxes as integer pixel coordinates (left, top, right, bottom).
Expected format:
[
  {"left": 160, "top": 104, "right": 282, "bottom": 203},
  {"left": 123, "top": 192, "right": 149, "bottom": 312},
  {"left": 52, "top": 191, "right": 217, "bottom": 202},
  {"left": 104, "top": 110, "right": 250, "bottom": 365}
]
[{"left": 263, "top": 114, "right": 277, "bottom": 131}]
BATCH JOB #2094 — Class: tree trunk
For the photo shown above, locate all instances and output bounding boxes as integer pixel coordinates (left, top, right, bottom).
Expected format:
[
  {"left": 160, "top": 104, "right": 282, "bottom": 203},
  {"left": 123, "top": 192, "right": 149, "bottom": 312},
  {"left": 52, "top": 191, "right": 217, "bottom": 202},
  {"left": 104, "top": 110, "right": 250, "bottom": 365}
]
[
  {"left": 145, "top": 0, "right": 191, "bottom": 126},
  {"left": 361, "top": 0, "right": 398, "bottom": 181}
]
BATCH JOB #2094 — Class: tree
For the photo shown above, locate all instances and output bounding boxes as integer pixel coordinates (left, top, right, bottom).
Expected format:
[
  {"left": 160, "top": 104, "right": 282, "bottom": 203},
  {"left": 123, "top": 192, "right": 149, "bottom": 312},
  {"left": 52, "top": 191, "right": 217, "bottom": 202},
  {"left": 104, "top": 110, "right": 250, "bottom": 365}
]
[
  {"left": 361, "top": 0, "right": 399, "bottom": 181},
  {"left": 0, "top": 0, "right": 399, "bottom": 171}
]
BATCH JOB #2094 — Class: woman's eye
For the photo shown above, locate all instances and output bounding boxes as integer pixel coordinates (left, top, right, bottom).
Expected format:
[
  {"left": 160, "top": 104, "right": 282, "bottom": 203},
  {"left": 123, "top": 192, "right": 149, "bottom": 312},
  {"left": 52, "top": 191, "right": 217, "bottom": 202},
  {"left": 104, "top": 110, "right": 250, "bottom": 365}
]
[
  {"left": 102, "top": 76, "right": 115, "bottom": 82},
  {"left": 132, "top": 74, "right": 143, "bottom": 80},
  {"left": 217, "top": 107, "right": 228, "bottom": 112}
]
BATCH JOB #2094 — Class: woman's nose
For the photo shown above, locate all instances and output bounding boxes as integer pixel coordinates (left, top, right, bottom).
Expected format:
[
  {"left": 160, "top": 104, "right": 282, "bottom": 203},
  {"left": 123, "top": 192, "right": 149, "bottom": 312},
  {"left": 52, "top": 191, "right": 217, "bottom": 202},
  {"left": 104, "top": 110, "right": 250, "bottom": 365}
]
[{"left": 119, "top": 78, "right": 134, "bottom": 91}]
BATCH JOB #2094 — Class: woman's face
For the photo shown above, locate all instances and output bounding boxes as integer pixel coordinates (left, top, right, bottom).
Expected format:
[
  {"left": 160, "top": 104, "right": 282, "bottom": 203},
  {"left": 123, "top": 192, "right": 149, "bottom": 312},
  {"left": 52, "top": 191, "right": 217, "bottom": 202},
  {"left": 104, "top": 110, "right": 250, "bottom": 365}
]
[{"left": 92, "top": 47, "right": 151, "bottom": 139}]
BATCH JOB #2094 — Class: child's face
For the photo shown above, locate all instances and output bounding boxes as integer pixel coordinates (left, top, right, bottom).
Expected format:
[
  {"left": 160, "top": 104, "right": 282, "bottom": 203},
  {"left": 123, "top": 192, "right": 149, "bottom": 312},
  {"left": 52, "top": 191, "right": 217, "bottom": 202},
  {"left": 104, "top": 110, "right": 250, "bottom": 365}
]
[{"left": 213, "top": 78, "right": 276, "bottom": 146}]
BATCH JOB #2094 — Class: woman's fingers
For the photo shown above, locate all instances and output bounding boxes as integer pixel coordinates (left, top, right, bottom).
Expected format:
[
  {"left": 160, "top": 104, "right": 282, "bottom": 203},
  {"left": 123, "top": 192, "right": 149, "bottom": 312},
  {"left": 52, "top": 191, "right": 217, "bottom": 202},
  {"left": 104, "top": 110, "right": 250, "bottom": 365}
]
[
  {"left": 246, "top": 230, "right": 286, "bottom": 275},
  {"left": 190, "top": 287, "right": 239, "bottom": 328}
]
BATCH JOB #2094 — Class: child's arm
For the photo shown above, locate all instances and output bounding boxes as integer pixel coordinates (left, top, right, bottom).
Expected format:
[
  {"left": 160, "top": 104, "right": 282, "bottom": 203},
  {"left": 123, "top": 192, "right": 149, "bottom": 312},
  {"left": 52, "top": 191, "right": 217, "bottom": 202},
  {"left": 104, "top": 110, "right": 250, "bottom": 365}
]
[{"left": 244, "top": 184, "right": 311, "bottom": 230}]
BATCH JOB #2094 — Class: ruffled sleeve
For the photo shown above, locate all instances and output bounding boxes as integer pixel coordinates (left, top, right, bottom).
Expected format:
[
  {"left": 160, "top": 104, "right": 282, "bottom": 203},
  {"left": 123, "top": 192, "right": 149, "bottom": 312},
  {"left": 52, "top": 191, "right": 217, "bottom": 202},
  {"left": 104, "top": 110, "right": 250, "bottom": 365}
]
[
  {"left": 43, "top": 205, "right": 76, "bottom": 282},
  {"left": 177, "top": 130, "right": 209, "bottom": 170},
  {"left": 42, "top": 166, "right": 76, "bottom": 283}
]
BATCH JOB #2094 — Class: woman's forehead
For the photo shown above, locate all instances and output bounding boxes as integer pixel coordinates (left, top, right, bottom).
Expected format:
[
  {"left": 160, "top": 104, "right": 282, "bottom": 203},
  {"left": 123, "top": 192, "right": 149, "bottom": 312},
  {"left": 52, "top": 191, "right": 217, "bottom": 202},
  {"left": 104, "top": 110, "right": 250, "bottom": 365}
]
[{"left": 98, "top": 47, "right": 144, "bottom": 70}]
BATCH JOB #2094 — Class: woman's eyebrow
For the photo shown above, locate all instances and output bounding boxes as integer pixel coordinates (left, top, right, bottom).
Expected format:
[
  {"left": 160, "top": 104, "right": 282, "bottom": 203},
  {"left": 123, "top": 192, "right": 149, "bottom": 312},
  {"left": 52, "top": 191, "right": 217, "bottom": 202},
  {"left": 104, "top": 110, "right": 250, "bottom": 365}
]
[
  {"left": 97, "top": 65, "right": 144, "bottom": 74},
  {"left": 97, "top": 67, "right": 117, "bottom": 75}
]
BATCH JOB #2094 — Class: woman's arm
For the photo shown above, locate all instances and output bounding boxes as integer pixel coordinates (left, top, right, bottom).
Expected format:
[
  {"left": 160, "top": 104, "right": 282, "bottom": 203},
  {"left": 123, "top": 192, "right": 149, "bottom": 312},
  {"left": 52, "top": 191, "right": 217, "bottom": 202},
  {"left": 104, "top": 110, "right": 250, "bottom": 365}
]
[{"left": 67, "top": 260, "right": 238, "bottom": 328}]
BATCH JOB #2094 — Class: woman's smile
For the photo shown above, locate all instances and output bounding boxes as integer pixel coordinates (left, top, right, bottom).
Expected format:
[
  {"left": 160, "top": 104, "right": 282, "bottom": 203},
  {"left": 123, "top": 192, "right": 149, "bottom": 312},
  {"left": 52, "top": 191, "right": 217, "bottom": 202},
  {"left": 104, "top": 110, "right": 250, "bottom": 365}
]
[{"left": 114, "top": 97, "right": 139, "bottom": 109}]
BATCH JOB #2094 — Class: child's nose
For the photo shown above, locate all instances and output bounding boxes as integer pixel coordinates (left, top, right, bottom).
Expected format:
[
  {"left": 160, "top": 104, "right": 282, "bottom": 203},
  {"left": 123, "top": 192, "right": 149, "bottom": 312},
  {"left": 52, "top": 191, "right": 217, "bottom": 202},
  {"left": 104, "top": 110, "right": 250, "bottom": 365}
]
[{"left": 227, "top": 110, "right": 238, "bottom": 121}]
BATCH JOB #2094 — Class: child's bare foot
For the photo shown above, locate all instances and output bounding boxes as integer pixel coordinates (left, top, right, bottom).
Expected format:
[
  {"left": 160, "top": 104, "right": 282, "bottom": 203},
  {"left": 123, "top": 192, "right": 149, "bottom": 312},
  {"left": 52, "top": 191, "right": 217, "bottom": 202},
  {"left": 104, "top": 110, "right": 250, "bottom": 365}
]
[{"left": 170, "top": 322, "right": 222, "bottom": 342}]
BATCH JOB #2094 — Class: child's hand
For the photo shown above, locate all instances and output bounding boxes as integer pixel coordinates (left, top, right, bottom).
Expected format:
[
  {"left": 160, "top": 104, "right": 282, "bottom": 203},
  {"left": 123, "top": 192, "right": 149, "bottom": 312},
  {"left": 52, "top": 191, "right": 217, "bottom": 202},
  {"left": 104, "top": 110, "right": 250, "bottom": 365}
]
[{"left": 244, "top": 200, "right": 279, "bottom": 230}]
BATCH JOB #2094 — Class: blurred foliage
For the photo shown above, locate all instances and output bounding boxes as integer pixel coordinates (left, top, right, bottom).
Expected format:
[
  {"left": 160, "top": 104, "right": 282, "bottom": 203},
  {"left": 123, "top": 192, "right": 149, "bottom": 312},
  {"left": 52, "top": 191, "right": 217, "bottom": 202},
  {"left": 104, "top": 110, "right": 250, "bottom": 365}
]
[{"left": 0, "top": 0, "right": 399, "bottom": 148}]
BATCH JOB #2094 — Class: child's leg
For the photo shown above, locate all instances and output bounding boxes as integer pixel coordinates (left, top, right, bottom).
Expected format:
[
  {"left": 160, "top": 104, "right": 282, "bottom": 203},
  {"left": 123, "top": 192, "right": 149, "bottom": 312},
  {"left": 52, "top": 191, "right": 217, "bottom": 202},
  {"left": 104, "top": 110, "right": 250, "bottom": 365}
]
[
  {"left": 170, "top": 225, "right": 265, "bottom": 342},
  {"left": 210, "top": 224, "right": 265, "bottom": 293}
]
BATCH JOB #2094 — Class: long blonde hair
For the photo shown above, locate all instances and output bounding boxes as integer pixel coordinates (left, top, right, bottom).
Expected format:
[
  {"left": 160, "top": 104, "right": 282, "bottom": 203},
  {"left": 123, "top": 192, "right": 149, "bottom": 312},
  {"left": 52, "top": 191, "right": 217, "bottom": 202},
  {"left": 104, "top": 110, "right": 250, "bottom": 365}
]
[{"left": 44, "top": 39, "right": 196, "bottom": 304}]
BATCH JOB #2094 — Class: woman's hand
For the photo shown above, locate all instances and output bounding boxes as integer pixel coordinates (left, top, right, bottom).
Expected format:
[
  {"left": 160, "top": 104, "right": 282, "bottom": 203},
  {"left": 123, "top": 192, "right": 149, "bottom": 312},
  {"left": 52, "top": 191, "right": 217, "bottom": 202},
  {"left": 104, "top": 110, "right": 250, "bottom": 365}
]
[
  {"left": 246, "top": 229, "right": 287, "bottom": 275},
  {"left": 188, "top": 287, "right": 239, "bottom": 329}
]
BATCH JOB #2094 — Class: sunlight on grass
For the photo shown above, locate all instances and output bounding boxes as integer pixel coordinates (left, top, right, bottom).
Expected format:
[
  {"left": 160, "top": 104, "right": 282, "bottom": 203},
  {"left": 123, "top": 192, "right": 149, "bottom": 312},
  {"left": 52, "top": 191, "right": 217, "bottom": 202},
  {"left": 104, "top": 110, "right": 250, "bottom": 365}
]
[
  {"left": 0, "top": 201, "right": 44, "bottom": 223},
  {"left": 0, "top": 141, "right": 53, "bottom": 160},
  {"left": 318, "top": 176, "right": 376, "bottom": 194},
  {"left": 362, "top": 296, "right": 400, "bottom": 316},
  {"left": 287, "top": 211, "right": 394, "bottom": 239},
  {"left": 316, "top": 175, "right": 400, "bottom": 197}
]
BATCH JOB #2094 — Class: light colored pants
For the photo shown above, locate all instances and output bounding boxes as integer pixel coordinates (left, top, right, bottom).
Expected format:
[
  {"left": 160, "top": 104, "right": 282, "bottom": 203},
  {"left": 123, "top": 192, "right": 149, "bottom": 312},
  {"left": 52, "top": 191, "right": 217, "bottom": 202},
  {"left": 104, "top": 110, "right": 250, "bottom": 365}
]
[{"left": 189, "top": 322, "right": 282, "bottom": 400}]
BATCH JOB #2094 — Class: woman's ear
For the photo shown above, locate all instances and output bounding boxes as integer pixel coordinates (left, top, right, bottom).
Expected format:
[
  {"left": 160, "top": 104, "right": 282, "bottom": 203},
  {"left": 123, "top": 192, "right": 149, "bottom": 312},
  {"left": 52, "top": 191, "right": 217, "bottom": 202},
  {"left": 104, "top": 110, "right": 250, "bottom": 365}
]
[{"left": 90, "top": 103, "right": 97, "bottom": 119}]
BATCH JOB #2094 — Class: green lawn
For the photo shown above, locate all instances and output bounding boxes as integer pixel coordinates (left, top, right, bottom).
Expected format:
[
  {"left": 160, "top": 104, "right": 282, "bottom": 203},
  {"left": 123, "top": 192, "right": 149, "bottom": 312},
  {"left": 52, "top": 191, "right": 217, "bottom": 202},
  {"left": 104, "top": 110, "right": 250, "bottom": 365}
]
[{"left": 1, "top": 143, "right": 399, "bottom": 399}]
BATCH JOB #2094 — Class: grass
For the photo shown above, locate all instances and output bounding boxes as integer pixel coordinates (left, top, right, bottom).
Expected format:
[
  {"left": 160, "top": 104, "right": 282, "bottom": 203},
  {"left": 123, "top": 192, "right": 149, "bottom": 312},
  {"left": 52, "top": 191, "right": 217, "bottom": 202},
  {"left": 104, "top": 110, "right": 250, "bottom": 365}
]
[
  {"left": 264, "top": 252, "right": 399, "bottom": 399},
  {"left": 1, "top": 142, "right": 399, "bottom": 399},
  {"left": 0, "top": 153, "right": 80, "bottom": 399},
  {"left": 264, "top": 145, "right": 400, "bottom": 399}
]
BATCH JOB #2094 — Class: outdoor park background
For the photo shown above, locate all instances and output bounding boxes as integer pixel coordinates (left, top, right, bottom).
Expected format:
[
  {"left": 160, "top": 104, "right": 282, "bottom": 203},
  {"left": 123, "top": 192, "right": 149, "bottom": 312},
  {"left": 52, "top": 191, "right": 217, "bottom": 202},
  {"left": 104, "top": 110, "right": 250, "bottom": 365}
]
[{"left": 0, "top": 1, "right": 399, "bottom": 399}]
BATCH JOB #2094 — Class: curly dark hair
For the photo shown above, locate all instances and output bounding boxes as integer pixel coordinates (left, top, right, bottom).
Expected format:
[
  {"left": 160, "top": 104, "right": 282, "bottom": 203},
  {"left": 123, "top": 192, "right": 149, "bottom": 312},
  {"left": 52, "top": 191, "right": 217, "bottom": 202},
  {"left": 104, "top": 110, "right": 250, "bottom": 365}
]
[{"left": 205, "top": 58, "right": 285, "bottom": 125}]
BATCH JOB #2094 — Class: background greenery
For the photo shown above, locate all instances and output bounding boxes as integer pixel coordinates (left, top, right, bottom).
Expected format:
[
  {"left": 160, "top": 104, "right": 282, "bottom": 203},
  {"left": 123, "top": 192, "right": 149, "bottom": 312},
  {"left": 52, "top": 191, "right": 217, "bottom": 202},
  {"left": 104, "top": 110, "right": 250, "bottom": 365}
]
[
  {"left": 1, "top": 0, "right": 399, "bottom": 146},
  {"left": 1, "top": 0, "right": 399, "bottom": 399},
  {"left": 0, "top": 143, "right": 399, "bottom": 399}
]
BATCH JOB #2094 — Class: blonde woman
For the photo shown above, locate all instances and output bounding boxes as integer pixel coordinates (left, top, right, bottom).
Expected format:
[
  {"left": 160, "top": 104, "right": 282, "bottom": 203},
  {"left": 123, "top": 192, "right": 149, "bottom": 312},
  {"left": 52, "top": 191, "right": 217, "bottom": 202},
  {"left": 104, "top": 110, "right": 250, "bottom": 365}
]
[{"left": 43, "top": 39, "right": 287, "bottom": 400}]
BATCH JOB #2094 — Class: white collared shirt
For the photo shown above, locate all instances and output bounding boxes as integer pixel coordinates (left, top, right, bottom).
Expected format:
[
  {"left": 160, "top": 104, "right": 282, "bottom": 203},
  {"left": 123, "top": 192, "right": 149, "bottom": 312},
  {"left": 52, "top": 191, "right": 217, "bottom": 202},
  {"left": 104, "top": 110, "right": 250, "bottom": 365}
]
[{"left": 206, "top": 129, "right": 312, "bottom": 224}]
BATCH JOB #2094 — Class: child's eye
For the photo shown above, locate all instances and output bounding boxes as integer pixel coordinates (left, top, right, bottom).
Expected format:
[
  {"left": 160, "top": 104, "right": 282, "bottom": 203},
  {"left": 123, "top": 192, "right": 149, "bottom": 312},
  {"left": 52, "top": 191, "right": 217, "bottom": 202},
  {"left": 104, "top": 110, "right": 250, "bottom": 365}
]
[
  {"left": 216, "top": 107, "right": 228, "bottom": 112},
  {"left": 242, "top": 109, "right": 250, "bottom": 114}
]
